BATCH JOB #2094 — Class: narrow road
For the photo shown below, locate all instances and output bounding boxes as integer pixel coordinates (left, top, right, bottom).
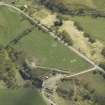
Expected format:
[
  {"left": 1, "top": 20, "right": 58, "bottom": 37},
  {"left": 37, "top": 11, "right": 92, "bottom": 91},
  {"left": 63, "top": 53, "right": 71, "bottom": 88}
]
[
  {"left": 41, "top": 90, "right": 57, "bottom": 105},
  {"left": 42, "top": 74, "right": 63, "bottom": 105}
]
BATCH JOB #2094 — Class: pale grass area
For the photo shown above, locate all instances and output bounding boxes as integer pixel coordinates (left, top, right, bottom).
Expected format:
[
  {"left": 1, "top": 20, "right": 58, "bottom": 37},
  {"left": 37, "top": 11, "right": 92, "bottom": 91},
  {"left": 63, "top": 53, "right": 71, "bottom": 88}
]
[
  {"left": 41, "top": 14, "right": 57, "bottom": 28},
  {"left": 59, "top": 21, "right": 91, "bottom": 57},
  {"left": 59, "top": 20, "right": 104, "bottom": 63},
  {"left": 31, "top": 8, "right": 57, "bottom": 28},
  {"left": 32, "top": 9, "right": 49, "bottom": 20}
]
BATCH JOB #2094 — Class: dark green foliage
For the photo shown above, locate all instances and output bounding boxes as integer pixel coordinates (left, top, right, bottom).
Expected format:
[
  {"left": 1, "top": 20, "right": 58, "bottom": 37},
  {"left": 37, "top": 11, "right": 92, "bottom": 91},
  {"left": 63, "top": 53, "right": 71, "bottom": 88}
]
[
  {"left": 60, "top": 31, "right": 73, "bottom": 46},
  {"left": 0, "top": 49, "right": 18, "bottom": 88},
  {"left": 56, "top": 87, "right": 74, "bottom": 99},
  {"left": 74, "top": 21, "right": 83, "bottom": 31},
  {"left": 101, "top": 47, "right": 105, "bottom": 57},
  {"left": 99, "top": 62, "right": 105, "bottom": 70}
]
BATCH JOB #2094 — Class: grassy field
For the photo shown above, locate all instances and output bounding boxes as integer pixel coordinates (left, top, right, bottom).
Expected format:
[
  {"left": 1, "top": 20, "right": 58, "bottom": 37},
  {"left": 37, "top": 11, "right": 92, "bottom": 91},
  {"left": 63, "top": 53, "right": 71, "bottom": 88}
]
[
  {"left": 69, "top": 16, "right": 105, "bottom": 44},
  {"left": 0, "top": 6, "right": 32, "bottom": 46},
  {"left": 0, "top": 88, "right": 47, "bottom": 105},
  {"left": 14, "top": 27, "right": 92, "bottom": 73}
]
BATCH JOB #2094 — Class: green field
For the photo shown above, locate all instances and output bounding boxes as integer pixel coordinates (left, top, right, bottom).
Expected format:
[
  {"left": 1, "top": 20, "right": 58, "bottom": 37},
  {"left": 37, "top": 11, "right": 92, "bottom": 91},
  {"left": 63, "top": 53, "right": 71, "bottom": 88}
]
[
  {"left": 69, "top": 16, "right": 105, "bottom": 44},
  {"left": 0, "top": 6, "right": 31, "bottom": 46},
  {"left": 14, "top": 27, "right": 92, "bottom": 73},
  {"left": 0, "top": 88, "right": 46, "bottom": 105}
]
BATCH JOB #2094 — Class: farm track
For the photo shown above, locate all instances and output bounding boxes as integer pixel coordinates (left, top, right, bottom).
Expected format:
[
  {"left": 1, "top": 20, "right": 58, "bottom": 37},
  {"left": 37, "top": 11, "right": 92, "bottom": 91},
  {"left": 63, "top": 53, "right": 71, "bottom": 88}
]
[
  {"left": 63, "top": 66, "right": 96, "bottom": 78},
  {"left": 0, "top": 2, "right": 105, "bottom": 105}
]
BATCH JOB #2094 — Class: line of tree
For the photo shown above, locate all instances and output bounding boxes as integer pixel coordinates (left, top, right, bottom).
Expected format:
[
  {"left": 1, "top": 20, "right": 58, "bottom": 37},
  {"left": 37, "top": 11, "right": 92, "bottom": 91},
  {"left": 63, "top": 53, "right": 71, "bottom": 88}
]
[
  {"left": 74, "top": 22, "right": 96, "bottom": 43},
  {"left": 56, "top": 31, "right": 73, "bottom": 46},
  {"left": 37, "top": 0, "right": 105, "bottom": 18},
  {"left": 5, "top": 26, "right": 35, "bottom": 48}
]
